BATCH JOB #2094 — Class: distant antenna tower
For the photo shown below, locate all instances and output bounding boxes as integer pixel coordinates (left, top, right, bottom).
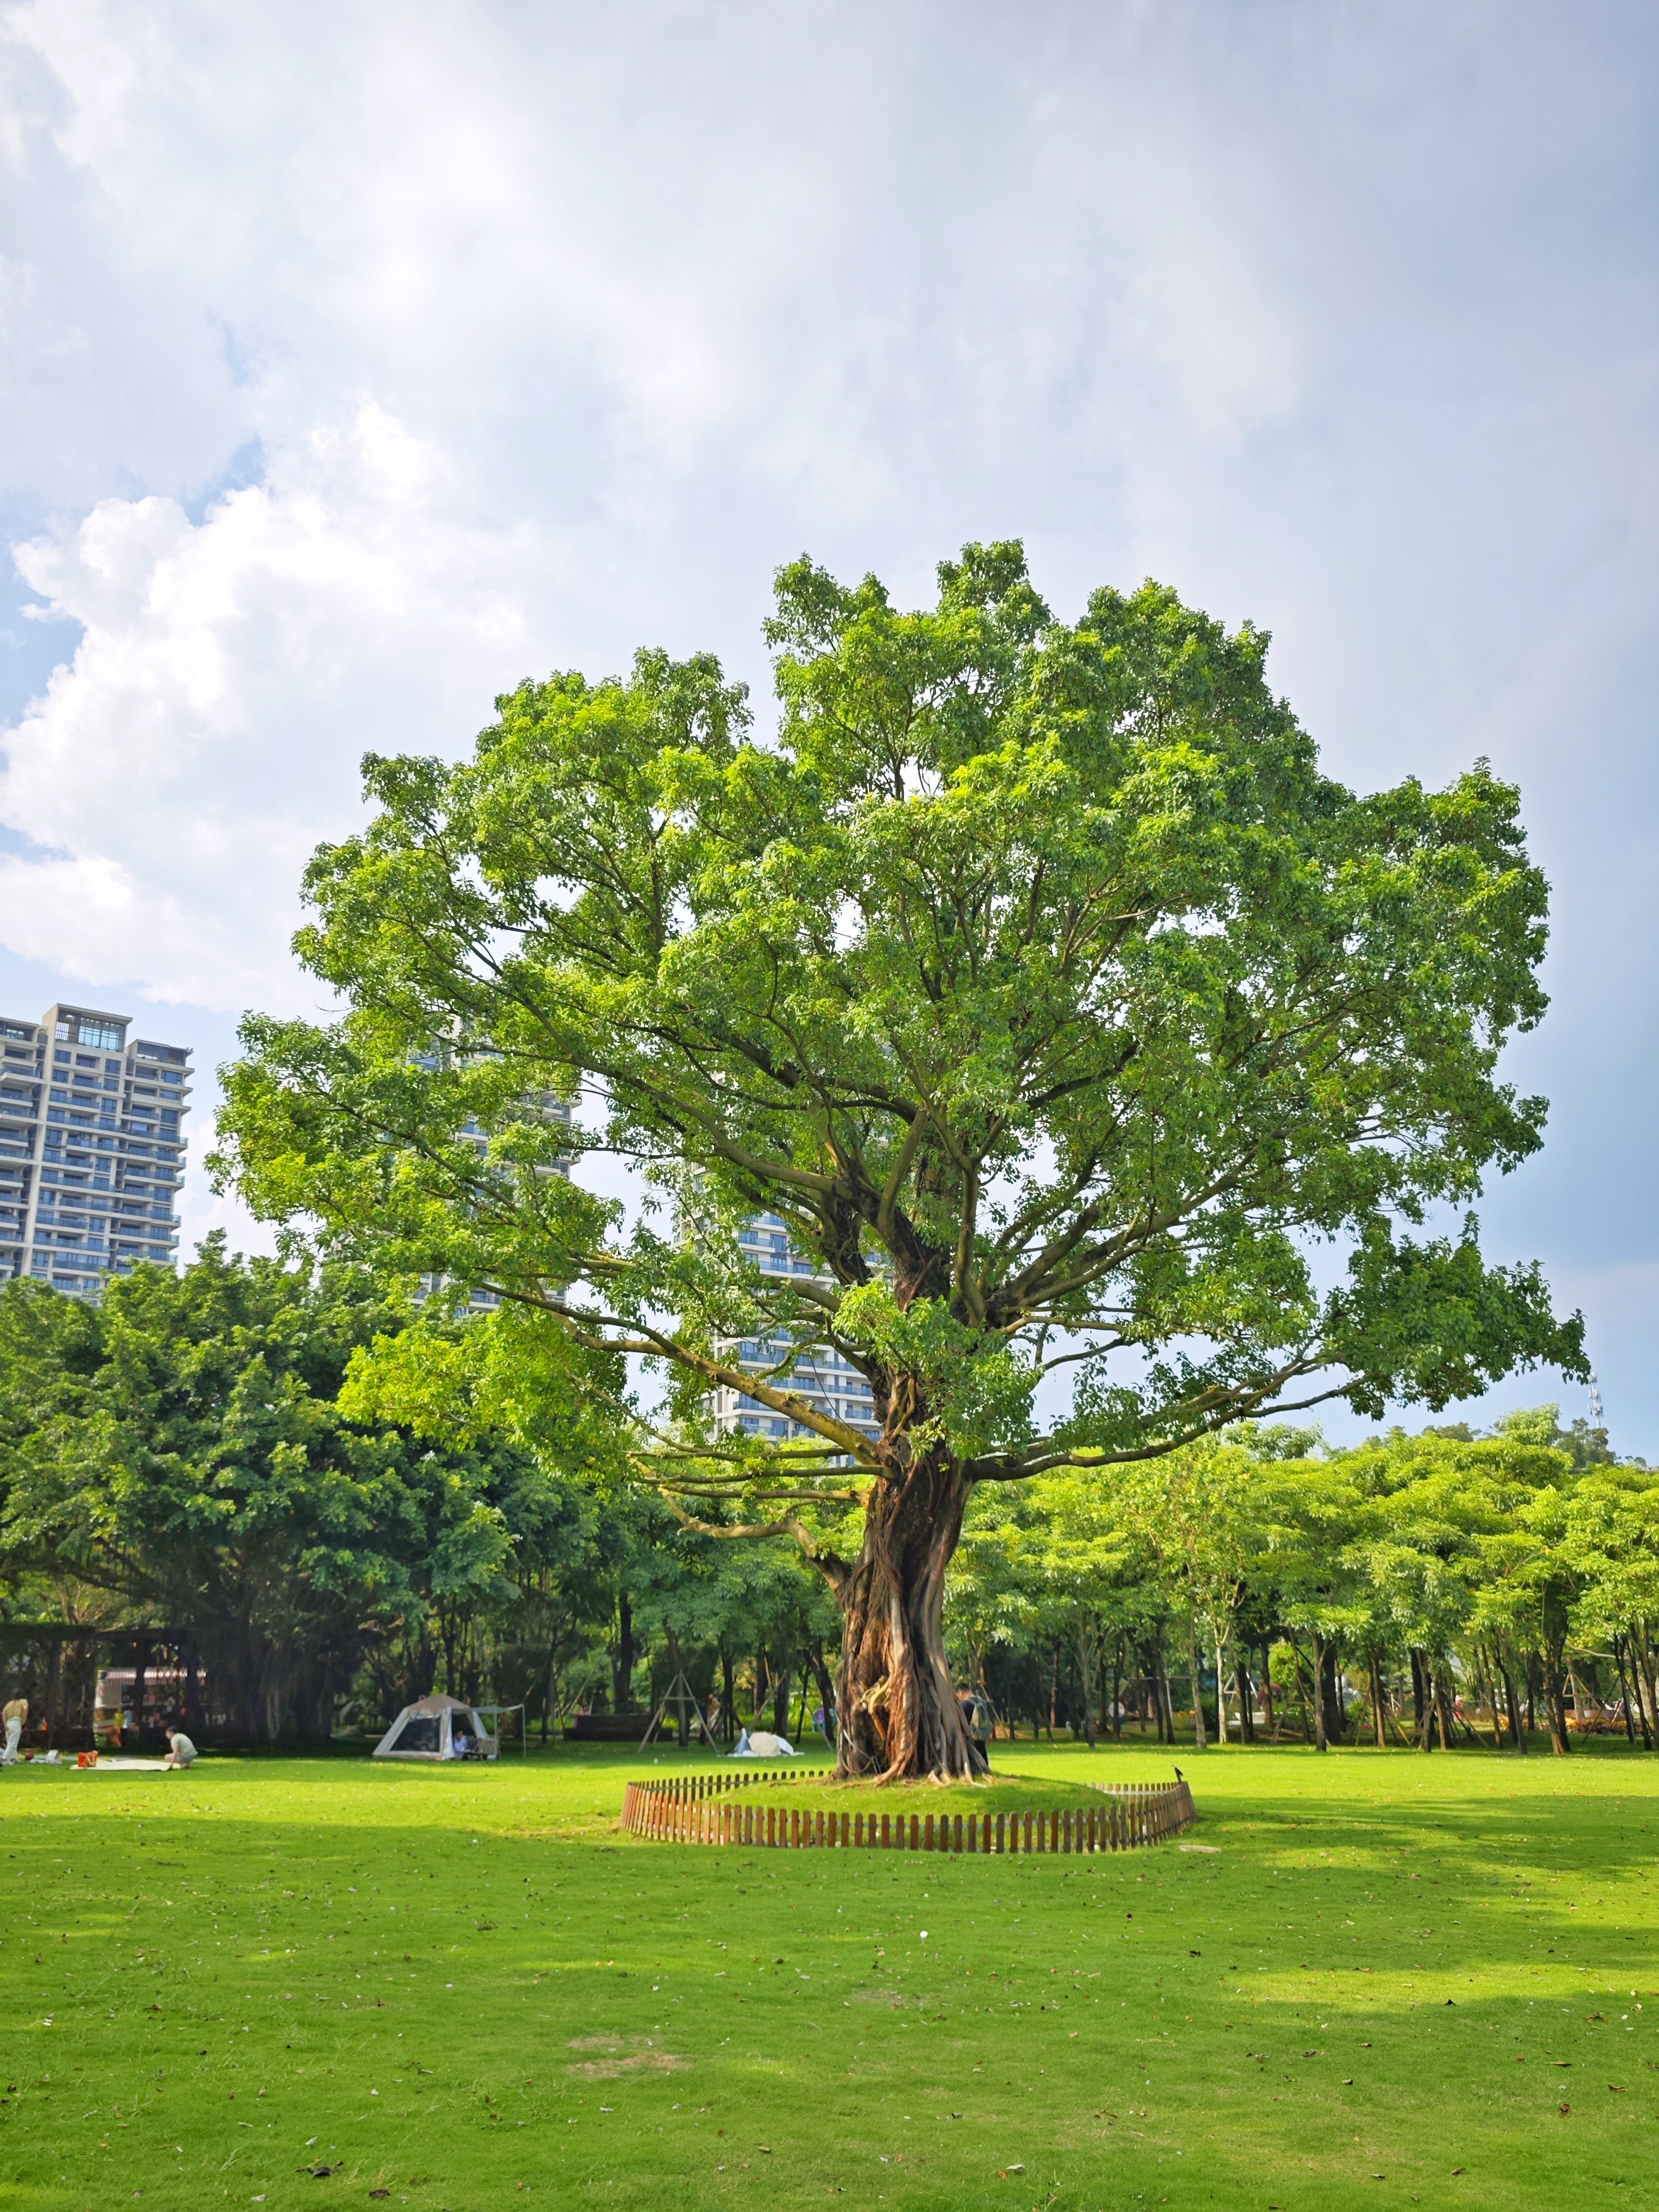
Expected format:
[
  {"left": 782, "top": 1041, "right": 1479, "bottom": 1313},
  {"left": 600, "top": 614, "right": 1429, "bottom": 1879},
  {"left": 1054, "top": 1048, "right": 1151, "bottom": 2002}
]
[{"left": 1590, "top": 1373, "right": 1605, "bottom": 1429}]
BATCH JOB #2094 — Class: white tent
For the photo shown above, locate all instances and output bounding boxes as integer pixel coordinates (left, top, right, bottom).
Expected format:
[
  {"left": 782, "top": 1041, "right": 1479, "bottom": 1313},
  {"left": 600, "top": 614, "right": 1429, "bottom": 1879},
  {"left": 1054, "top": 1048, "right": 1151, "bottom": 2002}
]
[
  {"left": 731, "top": 1727, "right": 797, "bottom": 1757},
  {"left": 373, "top": 1692, "right": 498, "bottom": 1762}
]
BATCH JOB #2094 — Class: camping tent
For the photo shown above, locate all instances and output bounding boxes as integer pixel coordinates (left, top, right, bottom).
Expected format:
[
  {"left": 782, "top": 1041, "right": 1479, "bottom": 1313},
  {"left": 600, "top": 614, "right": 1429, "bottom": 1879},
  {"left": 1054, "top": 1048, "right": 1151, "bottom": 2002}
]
[
  {"left": 373, "top": 1693, "right": 498, "bottom": 1762},
  {"left": 731, "top": 1728, "right": 797, "bottom": 1757}
]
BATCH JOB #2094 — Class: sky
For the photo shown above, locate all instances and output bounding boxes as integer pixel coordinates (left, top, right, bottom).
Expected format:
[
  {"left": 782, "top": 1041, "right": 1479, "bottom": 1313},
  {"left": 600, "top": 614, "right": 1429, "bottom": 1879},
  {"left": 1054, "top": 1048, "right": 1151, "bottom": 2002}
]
[{"left": 0, "top": 1, "right": 1655, "bottom": 1447}]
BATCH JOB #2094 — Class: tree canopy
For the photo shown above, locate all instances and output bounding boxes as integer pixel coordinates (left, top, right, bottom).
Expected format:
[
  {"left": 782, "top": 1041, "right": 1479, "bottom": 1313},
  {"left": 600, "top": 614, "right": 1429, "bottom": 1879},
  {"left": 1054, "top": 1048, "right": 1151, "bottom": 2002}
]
[{"left": 213, "top": 542, "right": 1583, "bottom": 1777}]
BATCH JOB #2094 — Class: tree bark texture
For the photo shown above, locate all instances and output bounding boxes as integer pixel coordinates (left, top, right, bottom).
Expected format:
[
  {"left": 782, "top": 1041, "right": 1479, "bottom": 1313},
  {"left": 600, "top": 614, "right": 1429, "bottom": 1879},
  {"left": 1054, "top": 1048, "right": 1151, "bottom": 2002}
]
[{"left": 834, "top": 1454, "right": 980, "bottom": 1781}]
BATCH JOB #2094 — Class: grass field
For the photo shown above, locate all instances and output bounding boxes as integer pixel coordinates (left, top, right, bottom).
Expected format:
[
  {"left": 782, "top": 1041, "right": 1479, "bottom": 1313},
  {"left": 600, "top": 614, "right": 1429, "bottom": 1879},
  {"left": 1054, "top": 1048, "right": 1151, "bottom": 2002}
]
[{"left": 2, "top": 1737, "right": 1657, "bottom": 2212}]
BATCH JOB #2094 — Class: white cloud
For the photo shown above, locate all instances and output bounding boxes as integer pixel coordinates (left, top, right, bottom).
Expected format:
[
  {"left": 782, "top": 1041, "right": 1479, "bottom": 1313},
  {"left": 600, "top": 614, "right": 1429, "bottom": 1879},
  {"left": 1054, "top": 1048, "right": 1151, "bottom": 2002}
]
[{"left": 1, "top": 402, "right": 537, "bottom": 1006}]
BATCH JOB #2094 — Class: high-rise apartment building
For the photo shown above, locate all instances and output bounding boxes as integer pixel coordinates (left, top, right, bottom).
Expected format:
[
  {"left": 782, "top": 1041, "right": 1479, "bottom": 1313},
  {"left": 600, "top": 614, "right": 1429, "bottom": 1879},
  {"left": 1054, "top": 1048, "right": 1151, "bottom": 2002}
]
[
  {"left": 409, "top": 1051, "right": 573, "bottom": 1312},
  {"left": 714, "top": 1212, "right": 880, "bottom": 1448},
  {"left": 0, "top": 1003, "right": 191, "bottom": 1298}
]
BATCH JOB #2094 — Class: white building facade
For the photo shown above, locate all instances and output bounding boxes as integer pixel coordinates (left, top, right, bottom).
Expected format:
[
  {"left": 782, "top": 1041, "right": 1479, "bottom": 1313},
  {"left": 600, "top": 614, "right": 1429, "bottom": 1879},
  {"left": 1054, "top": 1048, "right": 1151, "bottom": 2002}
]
[
  {"left": 0, "top": 1003, "right": 191, "bottom": 1297},
  {"left": 713, "top": 1212, "right": 881, "bottom": 1448}
]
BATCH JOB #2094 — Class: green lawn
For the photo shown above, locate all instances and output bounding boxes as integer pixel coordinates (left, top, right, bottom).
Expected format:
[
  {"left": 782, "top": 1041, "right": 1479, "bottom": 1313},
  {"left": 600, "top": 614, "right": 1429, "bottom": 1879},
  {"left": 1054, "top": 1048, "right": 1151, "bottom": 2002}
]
[{"left": 2, "top": 1737, "right": 1657, "bottom": 2211}]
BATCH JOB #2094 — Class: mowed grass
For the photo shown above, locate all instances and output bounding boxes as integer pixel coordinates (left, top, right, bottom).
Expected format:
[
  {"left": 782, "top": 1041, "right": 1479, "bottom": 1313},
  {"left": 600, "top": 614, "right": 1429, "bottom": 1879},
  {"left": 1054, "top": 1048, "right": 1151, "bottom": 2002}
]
[{"left": 2, "top": 1738, "right": 1658, "bottom": 2211}]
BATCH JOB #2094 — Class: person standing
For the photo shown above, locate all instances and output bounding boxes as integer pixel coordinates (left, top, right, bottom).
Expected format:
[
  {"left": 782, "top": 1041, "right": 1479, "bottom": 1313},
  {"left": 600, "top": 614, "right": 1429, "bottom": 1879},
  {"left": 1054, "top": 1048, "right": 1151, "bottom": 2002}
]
[
  {"left": 970, "top": 1689, "right": 993, "bottom": 1770},
  {"left": 1, "top": 1695, "right": 26, "bottom": 1764}
]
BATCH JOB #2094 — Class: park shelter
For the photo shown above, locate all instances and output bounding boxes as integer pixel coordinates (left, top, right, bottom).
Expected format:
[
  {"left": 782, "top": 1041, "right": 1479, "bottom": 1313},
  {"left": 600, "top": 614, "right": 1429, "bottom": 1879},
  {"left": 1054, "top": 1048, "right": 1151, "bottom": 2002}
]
[{"left": 373, "top": 1692, "right": 497, "bottom": 1762}]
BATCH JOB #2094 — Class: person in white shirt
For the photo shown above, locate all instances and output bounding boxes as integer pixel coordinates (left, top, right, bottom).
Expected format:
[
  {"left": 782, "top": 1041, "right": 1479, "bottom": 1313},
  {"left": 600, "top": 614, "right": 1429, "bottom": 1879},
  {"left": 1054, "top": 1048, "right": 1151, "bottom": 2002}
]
[
  {"left": 163, "top": 1728, "right": 197, "bottom": 1768},
  {"left": 1, "top": 1696, "right": 26, "bottom": 1764}
]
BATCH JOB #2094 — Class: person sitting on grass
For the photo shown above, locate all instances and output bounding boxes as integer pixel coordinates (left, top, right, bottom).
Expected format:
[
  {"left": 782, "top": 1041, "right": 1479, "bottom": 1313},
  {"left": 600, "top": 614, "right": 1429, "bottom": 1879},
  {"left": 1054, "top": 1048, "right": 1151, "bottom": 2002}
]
[{"left": 163, "top": 1726, "right": 197, "bottom": 1768}]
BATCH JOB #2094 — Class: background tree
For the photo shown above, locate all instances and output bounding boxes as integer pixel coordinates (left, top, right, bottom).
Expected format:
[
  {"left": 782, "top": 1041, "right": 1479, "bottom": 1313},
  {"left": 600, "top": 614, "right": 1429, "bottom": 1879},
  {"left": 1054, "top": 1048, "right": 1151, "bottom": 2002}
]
[
  {"left": 0, "top": 1240, "right": 593, "bottom": 1744},
  {"left": 214, "top": 542, "right": 1584, "bottom": 1780}
]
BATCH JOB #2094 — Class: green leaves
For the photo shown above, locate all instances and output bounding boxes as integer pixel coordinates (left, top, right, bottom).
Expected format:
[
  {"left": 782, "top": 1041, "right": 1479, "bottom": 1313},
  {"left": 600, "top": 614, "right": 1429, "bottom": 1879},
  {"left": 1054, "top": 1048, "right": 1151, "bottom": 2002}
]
[{"left": 214, "top": 541, "right": 1580, "bottom": 1520}]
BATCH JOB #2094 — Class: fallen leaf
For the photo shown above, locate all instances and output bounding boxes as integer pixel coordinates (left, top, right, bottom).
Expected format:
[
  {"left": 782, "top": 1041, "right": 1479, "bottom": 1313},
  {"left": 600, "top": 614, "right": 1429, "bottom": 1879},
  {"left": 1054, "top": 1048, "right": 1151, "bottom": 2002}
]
[
  {"left": 1608, "top": 2084, "right": 1627, "bottom": 2093},
  {"left": 1559, "top": 2103, "right": 1572, "bottom": 2116}
]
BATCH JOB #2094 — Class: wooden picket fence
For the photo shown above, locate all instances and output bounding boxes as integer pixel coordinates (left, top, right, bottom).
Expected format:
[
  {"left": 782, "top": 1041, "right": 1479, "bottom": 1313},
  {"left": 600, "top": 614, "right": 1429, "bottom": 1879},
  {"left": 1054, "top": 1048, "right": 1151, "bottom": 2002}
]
[{"left": 620, "top": 1770, "right": 1195, "bottom": 1856}]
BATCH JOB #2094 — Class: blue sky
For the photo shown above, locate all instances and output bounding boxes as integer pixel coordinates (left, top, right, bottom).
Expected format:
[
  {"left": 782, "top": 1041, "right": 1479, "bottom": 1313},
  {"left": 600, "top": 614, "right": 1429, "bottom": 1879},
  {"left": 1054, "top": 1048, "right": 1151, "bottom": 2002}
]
[{"left": 1, "top": 2, "right": 1654, "bottom": 1447}]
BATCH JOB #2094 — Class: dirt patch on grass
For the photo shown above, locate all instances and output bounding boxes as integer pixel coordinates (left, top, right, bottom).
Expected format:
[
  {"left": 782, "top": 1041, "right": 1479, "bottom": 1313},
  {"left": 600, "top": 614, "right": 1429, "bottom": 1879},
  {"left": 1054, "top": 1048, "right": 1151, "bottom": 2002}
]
[{"left": 567, "top": 2033, "right": 691, "bottom": 2076}]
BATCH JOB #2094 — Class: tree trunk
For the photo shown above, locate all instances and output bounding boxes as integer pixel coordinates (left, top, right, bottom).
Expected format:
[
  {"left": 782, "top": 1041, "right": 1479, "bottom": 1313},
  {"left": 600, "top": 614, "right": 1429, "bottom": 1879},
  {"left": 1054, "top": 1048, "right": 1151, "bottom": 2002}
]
[
  {"left": 1501, "top": 1654, "right": 1526, "bottom": 1755},
  {"left": 1188, "top": 1618, "right": 1209, "bottom": 1751},
  {"left": 1614, "top": 1636, "right": 1639, "bottom": 1747},
  {"left": 1369, "top": 1654, "right": 1386, "bottom": 1749},
  {"left": 1310, "top": 1633, "right": 1328, "bottom": 1752},
  {"left": 186, "top": 1638, "right": 206, "bottom": 1743},
  {"left": 834, "top": 1455, "right": 979, "bottom": 1781},
  {"left": 1156, "top": 1635, "right": 1176, "bottom": 1744},
  {"left": 1544, "top": 1650, "right": 1570, "bottom": 1755},
  {"left": 806, "top": 1638, "right": 836, "bottom": 1744},
  {"left": 1631, "top": 1635, "right": 1655, "bottom": 1751},
  {"left": 1214, "top": 1626, "right": 1230, "bottom": 1746},
  {"left": 1638, "top": 1623, "right": 1659, "bottom": 1755},
  {"left": 1260, "top": 1637, "right": 1277, "bottom": 1743},
  {"left": 131, "top": 1637, "right": 150, "bottom": 1752},
  {"left": 1410, "top": 1648, "right": 1436, "bottom": 1750},
  {"left": 610, "top": 1593, "right": 635, "bottom": 1716}
]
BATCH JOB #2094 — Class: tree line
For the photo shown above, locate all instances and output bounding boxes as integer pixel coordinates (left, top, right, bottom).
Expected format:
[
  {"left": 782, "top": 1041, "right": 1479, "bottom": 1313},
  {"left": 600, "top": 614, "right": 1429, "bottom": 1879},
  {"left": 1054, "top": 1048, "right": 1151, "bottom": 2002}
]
[
  {"left": 0, "top": 1242, "right": 840, "bottom": 1747},
  {"left": 949, "top": 1413, "right": 1659, "bottom": 1755},
  {"left": 0, "top": 1240, "right": 1641, "bottom": 1756}
]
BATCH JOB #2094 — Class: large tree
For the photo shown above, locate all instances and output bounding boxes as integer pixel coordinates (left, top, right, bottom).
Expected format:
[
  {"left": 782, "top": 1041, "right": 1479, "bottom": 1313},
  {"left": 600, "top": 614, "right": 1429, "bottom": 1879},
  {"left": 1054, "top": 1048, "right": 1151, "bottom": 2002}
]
[{"left": 215, "top": 543, "right": 1583, "bottom": 1780}]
